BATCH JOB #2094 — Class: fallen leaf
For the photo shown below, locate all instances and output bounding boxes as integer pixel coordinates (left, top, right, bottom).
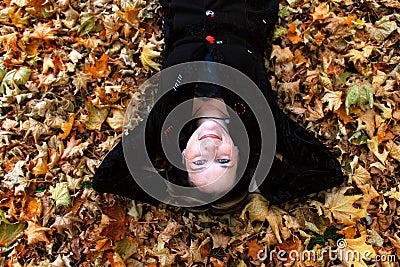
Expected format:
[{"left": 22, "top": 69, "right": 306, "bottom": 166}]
[
  {"left": 83, "top": 54, "right": 111, "bottom": 79},
  {"left": 139, "top": 40, "right": 162, "bottom": 71},
  {"left": 0, "top": 221, "right": 26, "bottom": 247},
  {"left": 24, "top": 221, "right": 52, "bottom": 245},
  {"left": 324, "top": 187, "right": 368, "bottom": 225},
  {"left": 29, "top": 22, "right": 58, "bottom": 41},
  {"left": 210, "top": 233, "right": 230, "bottom": 249},
  {"left": 49, "top": 182, "right": 71, "bottom": 208},
  {"left": 246, "top": 239, "right": 264, "bottom": 260},
  {"left": 287, "top": 21, "right": 303, "bottom": 44},
  {"left": 338, "top": 235, "right": 376, "bottom": 267},
  {"left": 85, "top": 104, "right": 109, "bottom": 131},
  {"left": 322, "top": 90, "right": 342, "bottom": 111},
  {"left": 106, "top": 109, "right": 125, "bottom": 131},
  {"left": 58, "top": 114, "right": 75, "bottom": 139}
]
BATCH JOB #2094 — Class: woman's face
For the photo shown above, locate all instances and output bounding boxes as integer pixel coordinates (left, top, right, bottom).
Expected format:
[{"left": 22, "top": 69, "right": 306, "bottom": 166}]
[{"left": 183, "top": 119, "right": 239, "bottom": 194}]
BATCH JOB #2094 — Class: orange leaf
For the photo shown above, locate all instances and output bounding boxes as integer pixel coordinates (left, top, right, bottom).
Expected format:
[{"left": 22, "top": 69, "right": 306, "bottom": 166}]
[
  {"left": 287, "top": 22, "right": 303, "bottom": 44},
  {"left": 29, "top": 22, "right": 58, "bottom": 41},
  {"left": 32, "top": 158, "right": 49, "bottom": 176},
  {"left": 246, "top": 239, "right": 264, "bottom": 260},
  {"left": 83, "top": 54, "right": 111, "bottom": 78},
  {"left": 21, "top": 194, "right": 42, "bottom": 220},
  {"left": 58, "top": 114, "right": 75, "bottom": 139},
  {"left": 333, "top": 104, "right": 355, "bottom": 125}
]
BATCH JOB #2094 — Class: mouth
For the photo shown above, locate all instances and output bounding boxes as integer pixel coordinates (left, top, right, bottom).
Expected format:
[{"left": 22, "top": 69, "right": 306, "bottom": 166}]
[{"left": 199, "top": 134, "right": 221, "bottom": 141}]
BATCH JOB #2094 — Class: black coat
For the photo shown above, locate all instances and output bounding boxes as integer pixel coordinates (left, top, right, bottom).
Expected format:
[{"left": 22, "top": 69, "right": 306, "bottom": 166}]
[{"left": 92, "top": 0, "right": 343, "bottom": 212}]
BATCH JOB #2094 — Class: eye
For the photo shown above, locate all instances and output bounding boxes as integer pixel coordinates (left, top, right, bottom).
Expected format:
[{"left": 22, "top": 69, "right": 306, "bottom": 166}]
[
  {"left": 218, "top": 159, "right": 230, "bottom": 164},
  {"left": 193, "top": 159, "right": 206, "bottom": 165}
]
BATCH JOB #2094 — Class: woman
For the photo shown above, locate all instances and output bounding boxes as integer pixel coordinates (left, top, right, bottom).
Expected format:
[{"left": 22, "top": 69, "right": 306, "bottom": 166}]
[{"left": 92, "top": 0, "right": 343, "bottom": 213}]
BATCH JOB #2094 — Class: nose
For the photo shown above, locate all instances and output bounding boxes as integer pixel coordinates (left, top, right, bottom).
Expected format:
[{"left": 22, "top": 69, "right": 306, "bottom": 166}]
[{"left": 198, "top": 138, "right": 220, "bottom": 159}]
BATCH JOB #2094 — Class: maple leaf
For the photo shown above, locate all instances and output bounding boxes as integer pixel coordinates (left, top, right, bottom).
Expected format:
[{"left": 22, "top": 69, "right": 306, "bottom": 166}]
[
  {"left": 351, "top": 165, "right": 371, "bottom": 187},
  {"left": 322, "top": 90, "right": 342, "bottom": 111},
  {"left": 118, "top": 6, "right": 140, "bottom": 28},
  {"left": 50, "top": 211, "right": 82, "bottom": 238},
  {"left": 103, "top": 13, "right": 121, "bottom": 41},
  {"left": 345, "top": 83, "right": 374, "bottom": 115},
  {"left": 245, "top": 239, "right": 264, "bottom": 260},
  {"left": 49, "top": 182, "right": 71, "bottom": 208},
  {"left": 356, "top": 109, "right": 375, "bottom": 138},
  {"left": 306, "top": 99, "right": 325, "bottom": 121},
  {"left": 139, "top": 40, "right": 162, "bottom": 71},
  {"left": 367, "top": 136, "right": 389, "bottom": 164},
  {"left": 311, "top": 2, "right": 333, "bottom": 21},
  {"left": 286, "top": 21, "right": 303, "bottom": 44},
  {"left": 24, "top": 221, "right": 52, "bottom": 245},
  {"left": 29, "top": 22, "right": 58, "bottom": 41},
  {"left": 9, "top": 7, "right": 30, "bottom": 29},
  {"left": 209, "top": 232, "right": 230, "bottom": 249},
  {"left": 32, "top": 157, "right": 49, "bottom": 176},
  {"left": 324, "top": 187, "right": 369, "bottom": 225},
  {"left": 83, "top": 54, "right": 111, "bottom": 79},
  {"left": 345, "top": 46, "right": 374, "bottom": 64},
  {"left": 0, "top": 221, "right": 26, "bottom": 247},
  {"left": 386, "top": 140, "right": 400, "bottom": 162},
  {"left": 338, "top": 235, "right": 376, "bottom": 267}
]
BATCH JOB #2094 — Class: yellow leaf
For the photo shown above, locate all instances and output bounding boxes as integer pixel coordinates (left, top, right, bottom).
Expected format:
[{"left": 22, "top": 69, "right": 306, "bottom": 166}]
[
  {"left": 85, "top": 104, "right": 109, "bottom": 131},
  {"left": 311, "top": 3, "right": 333, "bottom": 21},
  {"left": 338, "top": 235, "right": 376, "bottom": 267},
  {"left": 324, "top": 187, "right": 368, "bottom": 225},
  {"left": 240, "top": 194, "right": 287, "bottom": 243},
  {"left": 139, "top": 41, "right": 162, "bottom": 71},
  {"left": 106, "top": 109, "right": 124, "bottom": 131},
  {"left": 29, "top": 22, "right": 58, "bottom": 41}
]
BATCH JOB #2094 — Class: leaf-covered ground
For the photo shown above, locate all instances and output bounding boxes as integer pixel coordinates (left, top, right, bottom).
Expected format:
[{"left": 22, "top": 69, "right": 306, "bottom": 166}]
[{"left": 1, "top": 0, "right": 400, "bottom": 266}]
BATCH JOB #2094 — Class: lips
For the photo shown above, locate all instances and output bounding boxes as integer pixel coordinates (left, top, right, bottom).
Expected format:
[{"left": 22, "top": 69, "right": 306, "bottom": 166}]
[{"left": 199, "top": 134, "right": 221, "bottom": 140}]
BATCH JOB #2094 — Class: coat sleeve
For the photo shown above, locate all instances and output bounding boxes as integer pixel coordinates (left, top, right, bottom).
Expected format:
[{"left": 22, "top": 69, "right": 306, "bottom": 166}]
[
  {"left": 258, "top": 101, "right": 344, "bottom": 205},
  {"left": 92, "top": 110, "right": 165, "bottom": 206}
]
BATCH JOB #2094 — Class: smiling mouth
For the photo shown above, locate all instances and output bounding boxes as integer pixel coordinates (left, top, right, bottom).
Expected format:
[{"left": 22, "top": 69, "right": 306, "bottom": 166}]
[{"left": 199, "top": 134, "right": 221, "bottom": 140}]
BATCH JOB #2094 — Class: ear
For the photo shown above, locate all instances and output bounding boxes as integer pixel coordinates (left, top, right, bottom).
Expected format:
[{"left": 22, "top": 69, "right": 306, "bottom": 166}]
[{"left": 181, "top": 149, "right": 187, "bottom": 165}]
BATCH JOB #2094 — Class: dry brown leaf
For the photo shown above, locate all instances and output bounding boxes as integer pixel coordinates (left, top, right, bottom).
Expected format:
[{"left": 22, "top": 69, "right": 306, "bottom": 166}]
[
  {"left": 157, "top": 221, "right": 180, "bottom": 243},
  {"left": 32, "top": 157, "right": 49, "bottom": 176},
  {"left": 106, "top": 109, "right": 125, "bottom": 131},
  {"left": 322, "top": 90, "right": 343, "bottom": 111},
  {"left": 245, "top": 239, "right": 263, "bottom": 260},
  {"left": 209, "top": 233, "right": 230, "bottom": 249},
  {"left": 324, "top": 187, "right": 368, "bottom": 225},
  {"left": 351, "top": 165, "right": 371, "bottom": 187},
  {"left": 356, "top": 109, "right": 375, "bottom": 138},
  {"left": 367, "top": 136, "right": 389, "bottom": 164},
  {"left": 338, "top": 235, "right": 376, "bottom": 267},
  {"left": 29, "top": 22, "right": 58, "bottom": 41},
  {"left": 24, "top": 221, "right": 52, "bottom": 245},
  {"left": 306, "top": 99, "right": 324, "bottom": 121},
  {"left": 85, "top": 104, "right": 109, "bottom": 131}
]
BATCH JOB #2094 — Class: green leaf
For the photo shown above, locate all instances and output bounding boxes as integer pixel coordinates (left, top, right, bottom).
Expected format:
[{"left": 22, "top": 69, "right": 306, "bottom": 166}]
[
  {"left": 0, "top": 221, "right": 27, "bottom": 247},
  {"left": 345, "top": 83, "right": 374, "bottom": 115},
  {"left": 49, "top": 182, "right": 71, "bottom": 208},
  {"left": 78, "top": 12, "right": 96, "bottom": 36},
  {"left": 116, "top": 237, "right": 138, "bottom": 260},
  {"left": 0, "top": 67, "right": 31, "bottom": 94},
  {"left": 349, "top": 131, "right": 368, "bottom": 145}
]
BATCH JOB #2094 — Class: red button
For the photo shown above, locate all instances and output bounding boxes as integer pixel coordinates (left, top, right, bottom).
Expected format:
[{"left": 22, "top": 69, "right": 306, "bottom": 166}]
[{"left": 206, "top": 35, "right": 215, "bottom": 44}]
